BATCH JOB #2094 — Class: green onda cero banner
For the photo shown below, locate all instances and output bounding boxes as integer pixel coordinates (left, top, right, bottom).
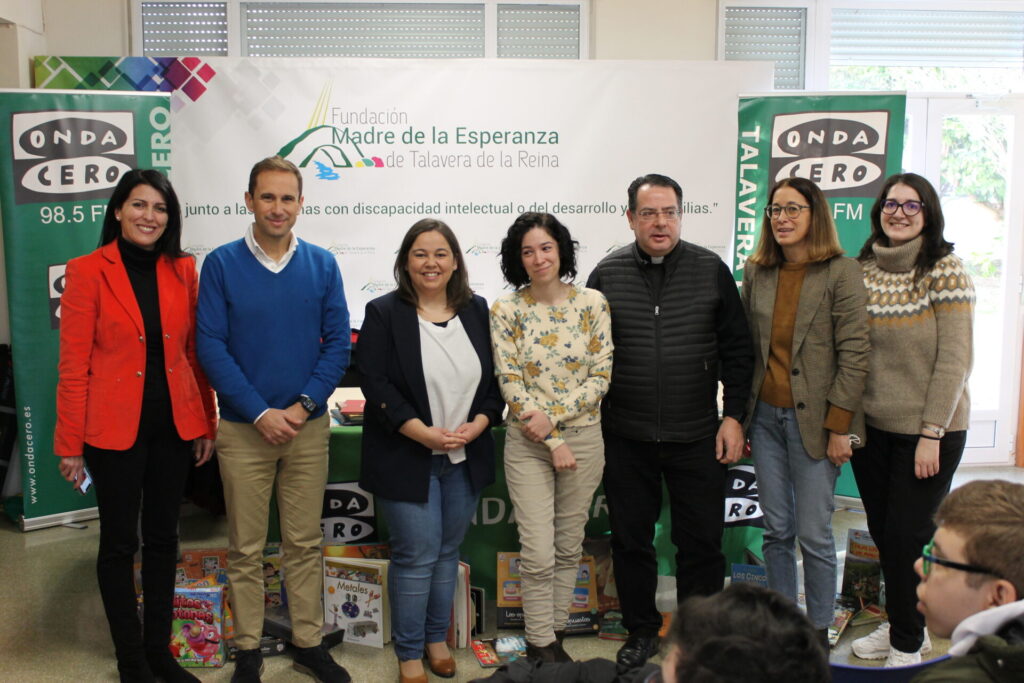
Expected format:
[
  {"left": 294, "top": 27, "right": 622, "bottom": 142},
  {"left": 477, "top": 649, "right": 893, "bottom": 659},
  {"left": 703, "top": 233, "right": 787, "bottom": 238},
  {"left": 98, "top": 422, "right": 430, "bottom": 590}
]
[{"left": 0, "top": 89, "right": 171, "bottom": 530}]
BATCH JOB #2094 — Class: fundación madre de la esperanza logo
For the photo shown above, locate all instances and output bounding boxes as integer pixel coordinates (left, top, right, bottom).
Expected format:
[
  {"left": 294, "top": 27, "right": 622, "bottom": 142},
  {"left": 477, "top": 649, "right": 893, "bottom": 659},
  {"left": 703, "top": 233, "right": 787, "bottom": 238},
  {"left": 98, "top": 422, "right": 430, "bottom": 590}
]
[
  {"left": 769, "top": 110, "right": 890, "bottom": 199},
  {"left": 12, "top": 110, "right": 140, "bottom": 204},
  {"left": 277, "top": 83, "right": 387, "bottom": 181}
]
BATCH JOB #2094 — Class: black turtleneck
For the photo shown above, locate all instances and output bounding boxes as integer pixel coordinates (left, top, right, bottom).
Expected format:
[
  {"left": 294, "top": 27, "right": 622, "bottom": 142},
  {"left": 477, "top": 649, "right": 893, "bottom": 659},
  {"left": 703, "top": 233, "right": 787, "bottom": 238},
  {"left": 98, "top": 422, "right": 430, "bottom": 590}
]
[{"left": 118, "top": 237, "right": 169, "bottom": 402}]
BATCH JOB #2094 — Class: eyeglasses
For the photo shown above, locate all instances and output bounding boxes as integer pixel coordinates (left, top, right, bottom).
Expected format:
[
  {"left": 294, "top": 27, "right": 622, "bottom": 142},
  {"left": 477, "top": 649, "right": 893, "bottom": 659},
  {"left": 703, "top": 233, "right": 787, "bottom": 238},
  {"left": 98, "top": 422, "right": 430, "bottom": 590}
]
[
  {"left": 921, "top": 538, "right": 1002, "bottom": 579},
  {"left": 764, "top": 204, "right": 810, "bottom": 220},
  {"left": 881, "top": 199, "right": 924, "bottom": 217},
  {"left": 635, "top": 208, "right": 681, "bottom": 222}
]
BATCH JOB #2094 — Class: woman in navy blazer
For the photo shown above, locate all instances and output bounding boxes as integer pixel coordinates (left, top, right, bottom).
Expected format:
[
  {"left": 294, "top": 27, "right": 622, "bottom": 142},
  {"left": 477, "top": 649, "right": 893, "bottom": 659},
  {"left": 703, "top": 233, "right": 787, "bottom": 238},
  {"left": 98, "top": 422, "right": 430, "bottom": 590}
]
[
  {"left": 55, "top": 170, "right": 216, "bottom": 683},
  {"left": 359, "top": 219, "right": 502, "bottom": 683}
]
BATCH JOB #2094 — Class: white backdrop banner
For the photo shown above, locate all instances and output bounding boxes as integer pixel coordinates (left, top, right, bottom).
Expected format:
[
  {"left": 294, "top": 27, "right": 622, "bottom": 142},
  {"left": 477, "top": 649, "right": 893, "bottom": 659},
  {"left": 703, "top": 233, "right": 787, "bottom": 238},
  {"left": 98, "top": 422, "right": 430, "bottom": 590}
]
[{"left": 171, "top": 59, "right": 773, "bottom": 325}]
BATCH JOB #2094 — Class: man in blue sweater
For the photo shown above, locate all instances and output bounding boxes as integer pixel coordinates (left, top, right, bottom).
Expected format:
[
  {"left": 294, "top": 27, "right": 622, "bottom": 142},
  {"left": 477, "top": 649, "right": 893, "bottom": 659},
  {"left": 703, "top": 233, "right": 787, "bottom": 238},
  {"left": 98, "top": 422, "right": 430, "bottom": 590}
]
[{"left": 197, "top": 156, "right": 351, "bottom": 683}]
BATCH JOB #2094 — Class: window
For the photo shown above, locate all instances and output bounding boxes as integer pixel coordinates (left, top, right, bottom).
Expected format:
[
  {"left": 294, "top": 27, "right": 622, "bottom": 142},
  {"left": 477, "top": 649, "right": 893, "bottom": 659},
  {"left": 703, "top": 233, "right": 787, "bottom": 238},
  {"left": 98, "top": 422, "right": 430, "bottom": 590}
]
[
  {"left": 133, "top": 1, "right": 587, "bottom": 59},
  {"left": 718, "top": 1, "right": 1024, "bottom": 92}
]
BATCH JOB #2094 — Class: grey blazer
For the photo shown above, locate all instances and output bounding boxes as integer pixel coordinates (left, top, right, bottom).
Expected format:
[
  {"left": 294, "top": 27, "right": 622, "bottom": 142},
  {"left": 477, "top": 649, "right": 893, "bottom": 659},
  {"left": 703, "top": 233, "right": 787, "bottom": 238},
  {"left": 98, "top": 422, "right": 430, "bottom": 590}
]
[{"left": 741, "top": 257, "right": 871, "bottom": 459}]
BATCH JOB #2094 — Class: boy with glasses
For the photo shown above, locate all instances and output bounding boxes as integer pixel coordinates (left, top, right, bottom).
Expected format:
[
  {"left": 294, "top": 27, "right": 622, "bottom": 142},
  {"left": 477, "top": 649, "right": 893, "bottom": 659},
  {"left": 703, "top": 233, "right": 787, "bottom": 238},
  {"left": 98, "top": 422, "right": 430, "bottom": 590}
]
[{"left": 911, "top": 479, "right": 1024, "bottom": 681}]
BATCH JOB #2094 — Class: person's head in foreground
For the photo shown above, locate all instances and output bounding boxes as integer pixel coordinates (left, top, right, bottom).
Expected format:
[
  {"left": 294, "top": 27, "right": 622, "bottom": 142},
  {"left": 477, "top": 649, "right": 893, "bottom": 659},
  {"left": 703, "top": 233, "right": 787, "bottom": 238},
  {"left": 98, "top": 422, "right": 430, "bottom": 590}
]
[
  {"left": 660, "top": 583, "right": 829, "bottom": 683},
  {"left": 915, "top": 479, "right": 1024, "bottom": 640}
]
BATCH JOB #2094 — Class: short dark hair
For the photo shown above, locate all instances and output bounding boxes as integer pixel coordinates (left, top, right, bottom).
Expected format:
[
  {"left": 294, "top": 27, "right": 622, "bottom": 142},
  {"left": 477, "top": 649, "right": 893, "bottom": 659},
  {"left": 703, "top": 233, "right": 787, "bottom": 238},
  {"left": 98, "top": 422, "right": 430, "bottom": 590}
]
[
  {"left": 99, "top": 169, "right": 184, "bottom": 257},
  {"left": 857, "top": 172, "right": 954, "bottom": 282},
  {"left": 393, "top": 218, "right": 473, "bottom": 310},
  {"left": 748, "top": 177, "right": 844, "bottom": 267},
  {"left": 935, "top": 480, "right": 1024, "bottom": 594},
  {"left": 248, "top": 155, "right": 303, "bottom": 197},
  {"left": 498, "top": 212, "right": 578, "bottom": 289},
  {"left": 627, "top": 173, "right": 682, "bottom": 213},
  {"left": 665, "top": 583, "right": 829, "bottom": 683}
]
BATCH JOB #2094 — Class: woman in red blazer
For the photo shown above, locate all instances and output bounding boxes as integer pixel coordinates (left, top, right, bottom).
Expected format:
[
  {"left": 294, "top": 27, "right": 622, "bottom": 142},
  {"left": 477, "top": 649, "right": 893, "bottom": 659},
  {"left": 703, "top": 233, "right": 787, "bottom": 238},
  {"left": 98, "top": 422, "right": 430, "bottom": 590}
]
[{"left": 55, "top": 170, "right": 217, "bottom": 683}]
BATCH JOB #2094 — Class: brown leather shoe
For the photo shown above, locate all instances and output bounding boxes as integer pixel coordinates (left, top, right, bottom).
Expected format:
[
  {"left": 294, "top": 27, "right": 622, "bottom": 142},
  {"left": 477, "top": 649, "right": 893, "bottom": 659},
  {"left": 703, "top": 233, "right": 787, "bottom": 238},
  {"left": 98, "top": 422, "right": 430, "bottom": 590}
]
[
  {"left": 398, "top": 672, "right": 427, "bottom": 683},
  {"left": 423, "top": 646, "right": 457, "bottom": 678}
]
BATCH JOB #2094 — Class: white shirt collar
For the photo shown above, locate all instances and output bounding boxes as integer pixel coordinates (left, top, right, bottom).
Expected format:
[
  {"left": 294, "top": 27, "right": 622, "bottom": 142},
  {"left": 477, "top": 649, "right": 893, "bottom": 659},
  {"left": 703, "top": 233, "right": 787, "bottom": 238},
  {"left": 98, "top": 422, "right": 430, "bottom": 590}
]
[
  {"left": 244, "top": 223, "right": 298, "bottom": 273},
  {"left": 948, "top": 599, "right": 1024, "bottom": 656}
]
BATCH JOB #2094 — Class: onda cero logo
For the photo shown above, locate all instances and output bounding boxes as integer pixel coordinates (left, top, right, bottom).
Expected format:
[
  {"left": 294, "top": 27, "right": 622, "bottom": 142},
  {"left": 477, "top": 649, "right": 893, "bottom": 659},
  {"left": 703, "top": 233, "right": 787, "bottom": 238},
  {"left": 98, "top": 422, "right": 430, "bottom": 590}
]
[
  {"left": 12, "top": 111, "right": 137, "bottom": 204},
  {"left": 768, "top": 110, "right": 890, "bottom": 198}
]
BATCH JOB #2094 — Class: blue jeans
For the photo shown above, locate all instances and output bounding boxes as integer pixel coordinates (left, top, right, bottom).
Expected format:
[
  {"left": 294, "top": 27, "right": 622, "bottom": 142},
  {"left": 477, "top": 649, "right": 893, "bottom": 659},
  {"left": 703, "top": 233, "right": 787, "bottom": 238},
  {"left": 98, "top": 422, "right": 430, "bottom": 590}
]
[
  {"left": 749, "top": 401, "right": 839, "bottom": 629},
  {"left": 378, "top": 455, "right": 479, "bottom": 661}
]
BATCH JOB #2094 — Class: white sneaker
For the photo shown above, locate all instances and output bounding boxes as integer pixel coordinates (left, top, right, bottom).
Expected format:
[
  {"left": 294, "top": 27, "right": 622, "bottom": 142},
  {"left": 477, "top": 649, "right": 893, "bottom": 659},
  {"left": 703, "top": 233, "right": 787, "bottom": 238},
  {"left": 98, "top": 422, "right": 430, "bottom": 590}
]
[
  {"left": 851, "top": 622, "right": 932, "bottom": 660},
  {"left": 852, "top": 623, "right": 891, "bottom": 659},
  {"left": 885, "top": 646, "right": 922, "bottom": 667}
]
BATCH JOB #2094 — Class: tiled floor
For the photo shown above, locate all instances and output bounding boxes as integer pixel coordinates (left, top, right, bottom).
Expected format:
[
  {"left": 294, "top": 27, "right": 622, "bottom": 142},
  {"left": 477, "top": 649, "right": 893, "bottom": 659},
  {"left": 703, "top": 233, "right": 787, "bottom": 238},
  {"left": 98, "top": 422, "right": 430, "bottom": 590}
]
[{"left": 2, "top": 465, "right": 1022, "bottom": 682}]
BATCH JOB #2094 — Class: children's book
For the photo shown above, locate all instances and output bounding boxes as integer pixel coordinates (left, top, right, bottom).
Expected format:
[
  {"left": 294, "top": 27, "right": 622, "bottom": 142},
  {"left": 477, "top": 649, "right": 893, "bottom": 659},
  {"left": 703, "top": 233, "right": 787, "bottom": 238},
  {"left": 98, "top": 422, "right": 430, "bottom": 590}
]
[
  {"left": 323, "top": 556, "right": 390, "bottom": 648},
  {"left": 598, "top": 610, "right": 628, "bottom": 641},
  {"left": 840, "top": 529, "right": 882, "bottom": 609},
  {"left": 495, "top": 552, "right": 599, "bottom": 634},
  {"left": 262, "top": 543, "right": 284, "bottom": 608},
  {"left": 730, "top": 563, "right": 769, "bottom": 589},
  {"left": 322, "top": 543, "right": 391, "bottom": 560},
  {"left": 169, "top": 586, "right": 226, "bottom": 668},
  {"left": 471, "top": 636, "right": 527, "bottom": 668},
  {"left": 582, "top": 537, "right": 619, "bottom": 615},
  {"left": 180, "top": 548, "right": 230, "bottom": 584},
  {"left": 829, "top": 600, "right": 858, "bottom": 647},
  {"left": 446, "top": 561, "right": 472, "bottom": 648}
]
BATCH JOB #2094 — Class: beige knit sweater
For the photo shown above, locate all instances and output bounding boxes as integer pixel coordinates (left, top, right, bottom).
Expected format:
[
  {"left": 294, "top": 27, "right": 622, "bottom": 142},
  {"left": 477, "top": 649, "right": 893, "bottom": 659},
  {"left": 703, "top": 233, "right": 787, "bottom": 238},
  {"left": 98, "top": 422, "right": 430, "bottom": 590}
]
[{"left": 860, "top": 236, "right": 974, "bottom": 434}]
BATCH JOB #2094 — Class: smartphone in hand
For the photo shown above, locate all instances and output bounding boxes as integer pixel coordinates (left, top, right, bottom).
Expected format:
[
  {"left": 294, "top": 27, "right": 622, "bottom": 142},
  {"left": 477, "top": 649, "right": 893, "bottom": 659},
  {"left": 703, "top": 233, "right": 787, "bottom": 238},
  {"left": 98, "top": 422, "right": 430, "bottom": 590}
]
[{"left": 78, "top": 467, "right": 93, "bottom": 495}]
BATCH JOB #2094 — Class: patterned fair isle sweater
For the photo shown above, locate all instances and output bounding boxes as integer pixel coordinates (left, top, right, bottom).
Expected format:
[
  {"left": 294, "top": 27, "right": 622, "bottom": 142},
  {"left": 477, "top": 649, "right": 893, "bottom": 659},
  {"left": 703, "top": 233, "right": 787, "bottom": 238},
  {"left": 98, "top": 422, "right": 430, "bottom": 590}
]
[{"left": 860, "top": 236, "right": 974, "bottom": 434}]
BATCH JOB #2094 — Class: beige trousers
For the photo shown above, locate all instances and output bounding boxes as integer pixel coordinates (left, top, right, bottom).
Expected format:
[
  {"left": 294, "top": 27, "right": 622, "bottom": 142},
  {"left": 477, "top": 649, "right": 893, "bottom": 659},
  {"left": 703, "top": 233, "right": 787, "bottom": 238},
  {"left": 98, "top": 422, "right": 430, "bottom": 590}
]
[
  {"left": 217, "top": 414, "right": 330, "bottom": 649},
  {"left": 504, "top": 424, "right": 604, "bottom": 646}
]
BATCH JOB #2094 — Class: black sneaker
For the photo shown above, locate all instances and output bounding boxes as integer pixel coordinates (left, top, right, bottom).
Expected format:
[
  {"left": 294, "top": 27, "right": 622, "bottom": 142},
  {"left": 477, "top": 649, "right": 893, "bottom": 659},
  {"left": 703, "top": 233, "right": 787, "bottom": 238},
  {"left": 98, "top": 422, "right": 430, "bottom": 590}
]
[
  {"left": 231, "top": 648, "right": 264, "bottom": 683},
  {"left": 616, "top": 633, "right": 660, "bottom": 669},
  {"left": 293, "top": 643, "right": 351, "bottom": 683},
  {"left": 525, "top": 639, "right": 573, "bottom": 663}
]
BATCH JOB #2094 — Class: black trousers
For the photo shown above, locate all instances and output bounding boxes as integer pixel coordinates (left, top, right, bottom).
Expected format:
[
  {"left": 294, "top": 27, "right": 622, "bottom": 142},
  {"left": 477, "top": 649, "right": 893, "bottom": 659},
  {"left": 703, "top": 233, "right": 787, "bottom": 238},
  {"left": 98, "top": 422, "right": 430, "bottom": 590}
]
[
  {"left": 850, "top": 425, "right": 966, "bottom": 653},
  {"left": 602, "top": 431, "right": 727, "bottom": 635},
  {"left": 84, "top": 399, "right": 193, "bottom": 663}
]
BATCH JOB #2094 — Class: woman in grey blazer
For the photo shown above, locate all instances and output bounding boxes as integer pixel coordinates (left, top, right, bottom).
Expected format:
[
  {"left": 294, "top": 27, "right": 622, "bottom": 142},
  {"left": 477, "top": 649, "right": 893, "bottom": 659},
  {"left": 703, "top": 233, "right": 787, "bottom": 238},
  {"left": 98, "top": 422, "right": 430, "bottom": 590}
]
[{"left": 741, "top": 177, "right": 870, "bottom": 647}]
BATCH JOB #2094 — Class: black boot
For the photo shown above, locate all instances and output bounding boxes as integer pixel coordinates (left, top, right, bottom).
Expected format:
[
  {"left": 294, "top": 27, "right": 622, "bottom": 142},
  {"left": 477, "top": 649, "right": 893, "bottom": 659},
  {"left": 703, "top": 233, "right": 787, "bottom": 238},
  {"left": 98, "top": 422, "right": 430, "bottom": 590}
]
[{"left": 146, "top": 649, "right": 200, "bottom": 682}]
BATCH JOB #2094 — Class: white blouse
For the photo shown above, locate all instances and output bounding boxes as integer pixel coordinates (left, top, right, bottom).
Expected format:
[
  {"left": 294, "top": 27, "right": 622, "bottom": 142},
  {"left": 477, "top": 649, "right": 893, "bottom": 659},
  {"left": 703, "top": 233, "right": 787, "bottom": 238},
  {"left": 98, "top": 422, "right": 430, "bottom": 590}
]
[{"left": 418, "top": 314, "right": 481, "bottom": 463}]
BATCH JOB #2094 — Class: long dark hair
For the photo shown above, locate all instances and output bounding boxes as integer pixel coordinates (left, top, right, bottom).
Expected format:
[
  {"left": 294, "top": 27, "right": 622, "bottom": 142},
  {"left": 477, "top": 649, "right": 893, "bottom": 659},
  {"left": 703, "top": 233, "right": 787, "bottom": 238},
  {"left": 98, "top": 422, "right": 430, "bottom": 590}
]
[
  {"left": 498, "top": 212, "right": 578, "bottom": 289},
  {"left": 393, "top": 218, "right": 473, "bottom": 310},
  {"left": 857, "top": 173, "right": 954, "bottom": 282},
  {"left": 99, "top": 169, "right": 184, "bottom": 256}
]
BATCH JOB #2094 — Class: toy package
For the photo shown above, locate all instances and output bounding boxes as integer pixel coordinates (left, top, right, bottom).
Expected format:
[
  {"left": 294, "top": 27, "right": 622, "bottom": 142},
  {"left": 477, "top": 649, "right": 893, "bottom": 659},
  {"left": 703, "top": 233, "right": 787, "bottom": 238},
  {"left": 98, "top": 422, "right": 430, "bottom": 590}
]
[{"left": 170, "top": 586, "right": 225, "bottom": 668}]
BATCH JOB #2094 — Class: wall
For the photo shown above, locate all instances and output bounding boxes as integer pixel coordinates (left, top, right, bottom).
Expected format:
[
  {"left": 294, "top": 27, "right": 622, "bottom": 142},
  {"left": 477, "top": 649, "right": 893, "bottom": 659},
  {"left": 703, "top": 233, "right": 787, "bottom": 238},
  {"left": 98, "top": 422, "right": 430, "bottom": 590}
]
[{"left": 592, "top": 0, "right": 717, "bottom": 59}]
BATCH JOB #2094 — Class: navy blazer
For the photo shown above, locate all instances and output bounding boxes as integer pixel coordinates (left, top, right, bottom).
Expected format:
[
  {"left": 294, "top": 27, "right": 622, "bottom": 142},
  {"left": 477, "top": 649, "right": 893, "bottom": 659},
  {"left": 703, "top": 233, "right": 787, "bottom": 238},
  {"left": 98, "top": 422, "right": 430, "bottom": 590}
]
[{"left": 358, "top": 291, "right": 503, "bottom": 503}]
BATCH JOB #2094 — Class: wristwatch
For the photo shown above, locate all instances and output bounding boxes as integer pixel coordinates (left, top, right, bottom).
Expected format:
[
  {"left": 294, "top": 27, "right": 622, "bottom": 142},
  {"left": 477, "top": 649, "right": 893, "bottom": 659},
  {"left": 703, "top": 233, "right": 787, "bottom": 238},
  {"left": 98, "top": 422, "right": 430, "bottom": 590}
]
[
  {"left": 299, "top": 394, "right": 317, "bottom": 414},
  {"left": 922, "top": 423, "right": 946, "bottom": 439}
]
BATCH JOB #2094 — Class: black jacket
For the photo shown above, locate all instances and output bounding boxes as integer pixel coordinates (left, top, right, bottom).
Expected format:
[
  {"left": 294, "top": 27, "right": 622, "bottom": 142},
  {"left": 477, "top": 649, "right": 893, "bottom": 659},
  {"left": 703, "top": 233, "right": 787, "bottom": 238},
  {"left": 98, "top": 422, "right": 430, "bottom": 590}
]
[
  {"left": 586, "top": 241, "right": 753, "bottom": 443},
  {"left": 358, "top": 291, "right": 503, "bottom": 502}
]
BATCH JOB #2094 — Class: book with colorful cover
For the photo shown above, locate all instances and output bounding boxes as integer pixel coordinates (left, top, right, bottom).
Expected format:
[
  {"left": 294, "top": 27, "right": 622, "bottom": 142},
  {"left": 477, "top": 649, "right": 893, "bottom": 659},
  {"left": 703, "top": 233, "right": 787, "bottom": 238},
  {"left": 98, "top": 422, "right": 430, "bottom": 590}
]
[
  {"left": 323, "top": 556, "right": 390, "bottom": 648},
  {"left": 180, "top": 548, "right": 230, "bottom": 584},
  {"left": 582, "top": 537, "right": 619, "bottom": 616},
  {"left": 169, "top": 586, "right": 226, "bottom": 668},
  {"left": 598, "top": 610, "right": 628, "bottom": 641},
  {"left": 829, "top": 600, "right": 858, "bottom": 647},
  {"left": 730, "top": 563, "right": 768, "bottom": 589},
  {"left": 471, "top": 636, "right": 527, "bottom": 668},
  {"left": 322, "top": 543, "right": 391, "bottom": 560},
  {"left": 495, "top": 552, "right": 599, "bottom": 633},
  {"left": 183, "top": 574, "right": 234, "bottom": 641},
  {"left": 446, "top": 561, "right": 472, "bottom": 648},
  {"left": 262, "top": 543, "right": 284, "bottom": 609},
  {"left": 841, "top": 529, "right": 882, "bottom": 609}
]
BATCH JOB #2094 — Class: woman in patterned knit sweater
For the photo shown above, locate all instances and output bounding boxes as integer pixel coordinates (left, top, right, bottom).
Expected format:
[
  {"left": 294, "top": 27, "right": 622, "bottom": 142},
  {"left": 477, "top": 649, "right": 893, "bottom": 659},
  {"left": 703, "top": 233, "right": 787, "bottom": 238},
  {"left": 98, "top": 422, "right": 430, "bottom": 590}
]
[
  {"left": 851, "top": 173, "right": 975, "bottom": 667},
  {"left": 490, "top": 212, "right": 613, "bottom": 663}
]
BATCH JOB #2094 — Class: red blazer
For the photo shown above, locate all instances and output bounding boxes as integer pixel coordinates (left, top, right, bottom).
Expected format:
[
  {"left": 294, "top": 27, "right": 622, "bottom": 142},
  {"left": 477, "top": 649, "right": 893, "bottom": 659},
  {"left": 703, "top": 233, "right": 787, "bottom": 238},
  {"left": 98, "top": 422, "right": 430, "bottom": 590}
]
[{"left": 54, "top": 241, "right": 217, "bottom": 456}]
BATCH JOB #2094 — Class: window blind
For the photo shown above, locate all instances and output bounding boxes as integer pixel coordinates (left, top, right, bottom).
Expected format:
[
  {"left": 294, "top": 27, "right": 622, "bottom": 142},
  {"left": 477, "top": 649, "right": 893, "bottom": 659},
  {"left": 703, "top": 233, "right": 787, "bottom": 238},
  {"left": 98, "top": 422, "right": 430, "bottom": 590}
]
[
  {"left": 723, "top": 6, "right": 806, "bottom": 89},
  {"left": 240, "top": 3, "right": 486, "bottom": 58},
  {"left": 141, "top": 1, "right": 229, "bottom": 56},
  {"left": 831, "top": 8, "right": 1024, "bottom": 66},
  {"left": 497, "top": 4, "right": 580, "bottom": 59}
]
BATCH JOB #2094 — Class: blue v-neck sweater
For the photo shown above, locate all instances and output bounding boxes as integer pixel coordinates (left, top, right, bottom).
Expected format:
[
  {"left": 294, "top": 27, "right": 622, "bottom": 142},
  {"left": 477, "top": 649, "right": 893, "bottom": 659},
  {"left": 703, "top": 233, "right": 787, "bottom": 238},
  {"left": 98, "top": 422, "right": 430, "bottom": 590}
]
[{"left": 196, "top": 238, "right": 350, "bottom": 423}]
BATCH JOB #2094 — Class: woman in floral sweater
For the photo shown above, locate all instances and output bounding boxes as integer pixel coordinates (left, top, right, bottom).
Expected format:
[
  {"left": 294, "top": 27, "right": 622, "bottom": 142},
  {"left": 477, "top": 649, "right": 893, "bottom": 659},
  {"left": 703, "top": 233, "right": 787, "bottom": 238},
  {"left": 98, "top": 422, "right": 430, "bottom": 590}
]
[{"left": 490, "top": 212, "right": 613, "bottom": 663}]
